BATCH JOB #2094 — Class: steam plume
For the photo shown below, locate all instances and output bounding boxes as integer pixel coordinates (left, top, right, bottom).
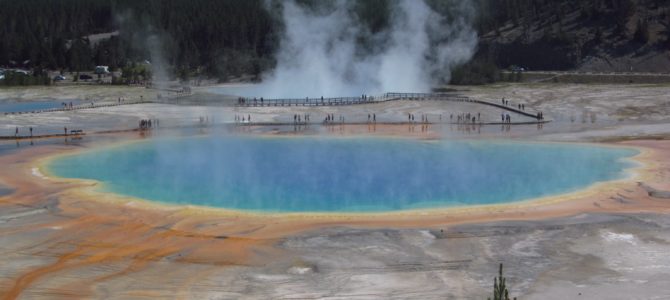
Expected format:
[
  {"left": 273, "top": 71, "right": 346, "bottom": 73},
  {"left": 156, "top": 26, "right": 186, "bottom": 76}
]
[{"left": 249, "top": 0, "right": 477, "bottom": 98}]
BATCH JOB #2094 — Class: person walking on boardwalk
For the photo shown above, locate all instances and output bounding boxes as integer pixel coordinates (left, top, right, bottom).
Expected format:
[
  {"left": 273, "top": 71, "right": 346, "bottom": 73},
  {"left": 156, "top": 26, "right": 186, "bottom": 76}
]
[
  {"left": 373, "top": 114, "right": 376, "bottom": 123},
  {"left": 64, "top": 127, "right": 67, "bottom": 136},
  {"left": 29, "top": 127, "right": 33, "bottom": 137},
  {"left": 15, "top": 127, "right": 18, "bottom": 137}
]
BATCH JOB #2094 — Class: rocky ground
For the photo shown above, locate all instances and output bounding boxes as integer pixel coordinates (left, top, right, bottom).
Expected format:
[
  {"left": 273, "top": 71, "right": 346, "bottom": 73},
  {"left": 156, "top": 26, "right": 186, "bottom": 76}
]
[{"left": 218, "top": 213, "right": 670, "bottom": 299}]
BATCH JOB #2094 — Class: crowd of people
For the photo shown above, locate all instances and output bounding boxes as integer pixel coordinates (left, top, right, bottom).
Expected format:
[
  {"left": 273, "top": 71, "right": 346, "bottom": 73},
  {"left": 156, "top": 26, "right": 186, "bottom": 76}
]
[
  {"left": 501, "top": 97, "right": 526, "bottom": 111},
  {"left": 237, "top": 97, "right": 265, "bottom": 105},
  {"left": 293, "top": 114, "right": 310, "bottom": 124},
  {"left": 139, "top": 119, "right": 158, "bottom": 129},
  {"left": 324, "top": 114, "right": 343, "bottom": 123},
  {"left": 451, "top": 112, "right": 480, "bottom": 124},
  {"left": 234, "top": 114, "right": 251, "bottom": 123},
  {"left": 502, "top": 112, "right": 512, "bottom": 123},
  {"left": 60, "top": 102, "right": 75, "bottom": 109}
]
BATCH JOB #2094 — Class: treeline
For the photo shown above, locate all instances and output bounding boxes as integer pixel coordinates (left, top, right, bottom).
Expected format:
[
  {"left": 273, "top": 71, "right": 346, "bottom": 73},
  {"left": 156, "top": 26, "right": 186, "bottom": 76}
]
[
  {"left": 1, "top": 0, "right": 669, "bottom": 85},
  {"left": 0, "top": 0, "right": 278, "bottom": 80}
]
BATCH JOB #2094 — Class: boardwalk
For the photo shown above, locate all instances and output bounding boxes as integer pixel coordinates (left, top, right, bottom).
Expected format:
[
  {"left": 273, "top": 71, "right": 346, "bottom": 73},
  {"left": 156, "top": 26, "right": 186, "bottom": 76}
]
[
  {"left": 235, "top": 95, "right": 391, "bottom": 107},
  {"left": 237, "top": 92, "right": 543, "bottom": 120}
]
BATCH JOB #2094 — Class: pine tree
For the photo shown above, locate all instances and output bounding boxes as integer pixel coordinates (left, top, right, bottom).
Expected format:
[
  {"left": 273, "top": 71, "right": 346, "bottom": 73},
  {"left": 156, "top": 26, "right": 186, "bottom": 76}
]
[{"left": 487, "top": 263, "right": 516, "bottom": 300}]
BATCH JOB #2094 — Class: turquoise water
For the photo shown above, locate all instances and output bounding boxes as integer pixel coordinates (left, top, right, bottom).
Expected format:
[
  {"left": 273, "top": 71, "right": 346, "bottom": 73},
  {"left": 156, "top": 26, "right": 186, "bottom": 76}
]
[
  {"left": 0, "top": 100, "right": 78, "bottom": 113},
  {"left": 48, "top": 136, "right": 638, "bottom": 213}
]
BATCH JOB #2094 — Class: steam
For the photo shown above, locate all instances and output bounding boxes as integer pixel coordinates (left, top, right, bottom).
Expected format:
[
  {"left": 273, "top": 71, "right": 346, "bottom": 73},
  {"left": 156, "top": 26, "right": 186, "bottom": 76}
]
[
  {"left": 115, "top": 11, "right": 171, "bottom": 89},
  {"left": 250, "top": 0, "right": 477, "bottom": 98},
  {"left": 146, "top": 35, "right": 170, "bottom": 89}
]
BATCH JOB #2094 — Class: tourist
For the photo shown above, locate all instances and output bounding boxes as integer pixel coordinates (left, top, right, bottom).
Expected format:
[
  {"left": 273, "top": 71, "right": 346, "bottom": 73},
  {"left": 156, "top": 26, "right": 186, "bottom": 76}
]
[
  {"left": 248, "top": 114, "right": 251, "bottom": 122},
  {"left": 368, "top": 114, "right": 371, "bottom": 122},
  {"left": 29, "top": 127, "right": 33, "bottom": 137},
  {"left": 15, "top": 127, "right": 18, "bottom": 137},
  {"left": 64, "top": 127, "right": 67, "bottom": 135},
  {"left": 373, "top": 114, "right": 376, "bottom": 123}
]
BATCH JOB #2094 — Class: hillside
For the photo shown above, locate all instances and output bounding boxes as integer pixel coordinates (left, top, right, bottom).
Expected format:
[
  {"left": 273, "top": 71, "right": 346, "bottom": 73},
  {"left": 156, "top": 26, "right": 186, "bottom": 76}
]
[{"left": 473, "top": 0, "right": 670, "bottom": 72}]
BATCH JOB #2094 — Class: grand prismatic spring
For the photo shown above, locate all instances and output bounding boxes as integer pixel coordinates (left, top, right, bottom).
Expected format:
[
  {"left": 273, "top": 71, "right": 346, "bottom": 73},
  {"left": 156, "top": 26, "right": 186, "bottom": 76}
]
[
  {"left": 3, "top": 1, "right": 670, "bottom": 299},
  {"left": 47, "top": 137, "right": 638, "bottom": 213}
]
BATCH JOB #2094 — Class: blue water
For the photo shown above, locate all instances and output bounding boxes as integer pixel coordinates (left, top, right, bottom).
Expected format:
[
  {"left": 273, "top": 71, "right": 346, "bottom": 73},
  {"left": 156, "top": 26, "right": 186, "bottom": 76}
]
[
  {"left": 48, "top": 136, "right": 638, "bottom": 213},
  {"left": 0, "top": 100, "right": 78, "bottom": 113}
]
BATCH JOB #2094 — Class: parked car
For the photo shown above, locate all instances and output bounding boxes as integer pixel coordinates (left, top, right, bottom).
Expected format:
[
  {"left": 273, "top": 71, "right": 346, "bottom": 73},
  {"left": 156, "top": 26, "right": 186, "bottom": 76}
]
[
  {"left": 79, "top": 74, "right": 93, "bottom": 80},
  {"left": 95, "top": 66, "right": 110, "bottom": 74},
  {"left": 53, "top": 75, "right": 66, "bottom": 81}
]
